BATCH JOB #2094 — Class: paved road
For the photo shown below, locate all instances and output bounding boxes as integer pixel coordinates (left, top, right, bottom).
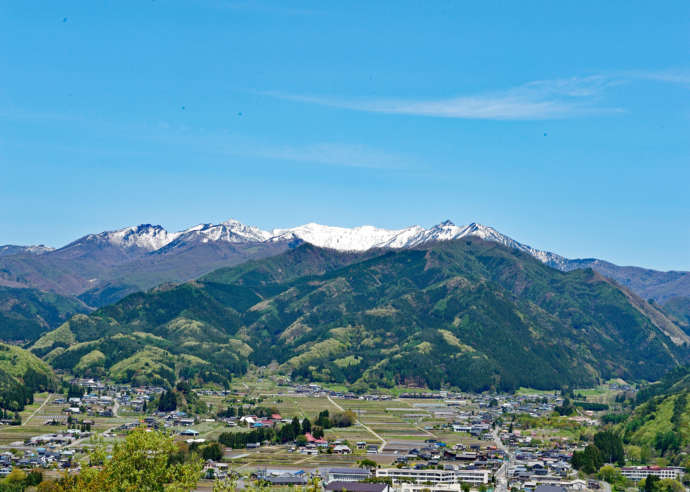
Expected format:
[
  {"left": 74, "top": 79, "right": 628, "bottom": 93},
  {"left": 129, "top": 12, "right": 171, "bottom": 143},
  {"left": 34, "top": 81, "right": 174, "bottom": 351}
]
[{"left": 493, "top": 429, "right": 512, "bottom": 492}]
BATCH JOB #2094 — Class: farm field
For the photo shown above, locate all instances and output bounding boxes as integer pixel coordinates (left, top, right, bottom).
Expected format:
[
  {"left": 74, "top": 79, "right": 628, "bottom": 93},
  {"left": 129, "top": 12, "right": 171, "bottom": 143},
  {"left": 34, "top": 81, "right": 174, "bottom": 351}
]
[{"left": 0, "top": 392, "right": 132, "bottom": 446}]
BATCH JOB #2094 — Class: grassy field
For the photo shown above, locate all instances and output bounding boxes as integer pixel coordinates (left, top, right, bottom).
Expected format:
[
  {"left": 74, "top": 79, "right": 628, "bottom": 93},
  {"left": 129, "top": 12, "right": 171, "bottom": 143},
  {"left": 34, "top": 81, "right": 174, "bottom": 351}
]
[{"left": 208, "top": 389, "right": 492, "bottom": 468}]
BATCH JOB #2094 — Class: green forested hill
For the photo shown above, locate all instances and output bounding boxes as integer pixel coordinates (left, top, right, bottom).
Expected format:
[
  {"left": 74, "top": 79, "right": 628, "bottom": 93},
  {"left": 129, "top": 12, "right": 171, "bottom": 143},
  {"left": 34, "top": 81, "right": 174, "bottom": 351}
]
[
  {"left": 0, "top": 286, "right": 91, "bottom": 342},
  {"left": 0, "top": 343, "right": 55, "bottom": 411},
  {"left": 619, "top": 366, "right": 690, "bottom": 466},
  {"left": 31, "top": 240, "right": 689, "bottom": 391}
]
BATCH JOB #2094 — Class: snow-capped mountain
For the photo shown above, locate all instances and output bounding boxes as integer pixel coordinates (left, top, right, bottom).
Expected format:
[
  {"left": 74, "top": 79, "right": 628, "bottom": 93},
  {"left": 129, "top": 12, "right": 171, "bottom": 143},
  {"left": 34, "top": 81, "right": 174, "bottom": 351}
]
[
  {"left": 100, "top": 224, "right": 180, "bottom": 251},
  {"left": 2, "top": 218, "right": 688, "bottom": 308},
  {"left": 56, "top": 218, "right": 566, "bottom": 268},
  {"left": 2, "top": 218, "right": 569, "bottom": 269},
  {"left": 270, "top": 223, "right": 425, "bottom": 251},
  {"left": 272, "top": 220, "right": 568, "bottom": 268},
  {"left": 169, "top": 220, "right": 273, "bottom": 246},
  {"left": 0, "top": 244, "right": 54, "bottom": 257}
]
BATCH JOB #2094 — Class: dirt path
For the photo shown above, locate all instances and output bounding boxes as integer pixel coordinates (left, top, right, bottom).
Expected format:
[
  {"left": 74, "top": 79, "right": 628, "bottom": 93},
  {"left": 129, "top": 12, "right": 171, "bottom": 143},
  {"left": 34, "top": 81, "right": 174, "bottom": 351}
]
[
  {"left": 24, "top": 393, "right": 51, "bottom": 426},
  {"left": 414, "top": 424, "right": 436, "bottom": 437}
]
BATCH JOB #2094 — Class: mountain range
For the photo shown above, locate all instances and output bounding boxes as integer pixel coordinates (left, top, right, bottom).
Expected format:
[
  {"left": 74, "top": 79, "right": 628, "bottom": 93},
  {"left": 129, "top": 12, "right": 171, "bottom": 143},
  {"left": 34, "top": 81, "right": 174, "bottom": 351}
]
[
  {"left": 29, "top": 238, "right": 690, "bottom": 391},
  {"left": 1, "top": 218, "right": 688, "bottom": 340}
]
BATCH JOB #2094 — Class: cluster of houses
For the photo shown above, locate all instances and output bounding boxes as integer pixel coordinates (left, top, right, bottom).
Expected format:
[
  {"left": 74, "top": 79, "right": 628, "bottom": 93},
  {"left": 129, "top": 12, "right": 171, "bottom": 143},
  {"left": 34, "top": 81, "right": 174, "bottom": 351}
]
[
  {"left": 69, "top": 378, "right": 167, "bottom": 414},
  {"left": 54, "top": 394, "right": 115, "bottom": 417},
  {"left": 505, "top": 448, "right": 579, "bottom": 490},
  {"left": 21, "top": 376, "right": 669, "bottom": 492},
  {"left": 0, "top": 445, "right": 79, "bottom": 473},
  {"left": 293, "top": 383, "right": 397, "bottom": 402}
]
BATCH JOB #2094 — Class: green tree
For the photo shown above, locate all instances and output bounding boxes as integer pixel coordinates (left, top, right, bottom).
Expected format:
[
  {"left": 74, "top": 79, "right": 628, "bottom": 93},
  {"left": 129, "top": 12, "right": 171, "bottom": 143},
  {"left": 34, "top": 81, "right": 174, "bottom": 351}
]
[
  {"left": 654, "top": 431, "right": 681, "bottom": 456},
  {"left": 572, "top": 445, "right": 603, "bottom": 474},
  {"left": 301, "top": 417, "right": 311, "bottom": 435},
  {"left": 202, "top": 442, "right": 223, "bottom": 462},
  {"left": 55, "top": 427, "right": 202, "bottom": 491},
  {"left": 640, "top": 445, "right": 652, "bottom": 464},
  {"left": 158, "top": 391, "right": 178, "bottom": 412},
  {"left": 598, "top": 465, "right": 621, "bottom": 484},
  {"left": 330, "top": 411, "right": 356, "bottom": 427},
  {"left": 291, "top": 416, "right": 301, "bottom": 436},
  {"left": 25, "top": 470, "right": 43, "bottom": 486},
  {"left": 316, "top": 410, "right": 331, "bottom": 428},
  {"left": 658, "top": 479, "right": 683, "bottom": 492},
  {"left": 594, "top": 430, "right": 625, "bottom": 465},
  {"left": 67, "top": 384, "right": 83, "bottom": 399},
  {"left": 645, "top": 475, "right": 660, "bottom": 492}
]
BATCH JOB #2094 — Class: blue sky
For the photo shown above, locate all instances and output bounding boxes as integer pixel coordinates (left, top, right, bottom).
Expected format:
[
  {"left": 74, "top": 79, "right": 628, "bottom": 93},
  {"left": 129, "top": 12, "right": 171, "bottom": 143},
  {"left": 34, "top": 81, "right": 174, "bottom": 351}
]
[{"left": 1, "top": 1, "right": 688, "bottom": 270}]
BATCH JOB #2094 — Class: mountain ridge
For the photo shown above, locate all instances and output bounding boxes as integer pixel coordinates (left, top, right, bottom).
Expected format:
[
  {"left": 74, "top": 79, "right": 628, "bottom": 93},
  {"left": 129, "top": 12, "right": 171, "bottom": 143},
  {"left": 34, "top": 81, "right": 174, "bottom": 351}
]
[
  {"left": 1, "top": 219, "right": 688, "bottom": 309},
  {"left": 30, "top": 239, "right": 690, "bottom": 391}
]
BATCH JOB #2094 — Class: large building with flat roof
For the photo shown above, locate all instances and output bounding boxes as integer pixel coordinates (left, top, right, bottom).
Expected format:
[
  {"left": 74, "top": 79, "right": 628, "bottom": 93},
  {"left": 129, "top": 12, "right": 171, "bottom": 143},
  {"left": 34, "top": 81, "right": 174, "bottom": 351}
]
[
  {"left": 375, "top": 468, "right": 489, "bottom": 485},
  {"left": 324, "top": 468, "right": 372, "bottom": 483},
  {"left": 620, "top": 467, "right": 684, "bottom": 482}
]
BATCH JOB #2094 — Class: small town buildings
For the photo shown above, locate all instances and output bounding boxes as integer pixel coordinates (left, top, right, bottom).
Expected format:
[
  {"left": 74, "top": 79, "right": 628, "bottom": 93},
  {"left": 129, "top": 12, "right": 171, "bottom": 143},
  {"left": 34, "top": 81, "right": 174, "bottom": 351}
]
[
  {"left": 324, "top": 482, "right": 390, "bottom": 492},
  {"left": 324, "top": 467, "right": 371, "bottom": 483},
  {"left": 620, "top": 466, "right": 684, "bottom": 482}
]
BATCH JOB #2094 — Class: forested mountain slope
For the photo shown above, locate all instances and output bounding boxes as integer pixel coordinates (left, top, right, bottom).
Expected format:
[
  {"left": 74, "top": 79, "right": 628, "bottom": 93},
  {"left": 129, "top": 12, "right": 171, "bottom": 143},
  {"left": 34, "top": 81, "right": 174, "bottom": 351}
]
[
  {"left": 0, "top": 286, "right": 91, "bottom": 342},
  {"left": 620, "top": 366, "right": 690, "bottom": 465},
  {"left": 31, "top": 240, "right": 689, "bottom": 391}
]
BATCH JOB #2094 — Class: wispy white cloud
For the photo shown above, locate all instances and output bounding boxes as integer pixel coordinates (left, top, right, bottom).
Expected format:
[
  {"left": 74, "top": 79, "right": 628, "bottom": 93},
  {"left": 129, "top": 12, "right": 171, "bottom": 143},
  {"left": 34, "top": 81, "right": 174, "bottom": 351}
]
[
  {"left": 0, "top": 105, "right": 414, "bottom": 170},
  {"left": 622, "top": 69, "right": 690, "bottom": 86},
  {"left": 262, "top": 70, "right": 689, "bottom": 120},
  {"left": 147, "top": 132, "right": 415, "bottom": 170},
  {"left": 262, "top": 77, "right": 620, "bottom": 120}
]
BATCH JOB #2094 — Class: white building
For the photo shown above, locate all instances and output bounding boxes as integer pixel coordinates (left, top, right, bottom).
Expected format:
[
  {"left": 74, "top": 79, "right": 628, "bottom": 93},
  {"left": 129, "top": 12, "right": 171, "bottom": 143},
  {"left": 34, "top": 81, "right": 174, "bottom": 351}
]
[
  {"left": 376, "top": 468, "right": 489, "bottom": 486},
  {"left": 620, "top": 467, "right": 684, "bottom": 482},
  {"left": 399, "top": 484, "right": 464, "bottom": 492},
  {"left": 325, "top": 468, "right": 372, "bottom": 483}
]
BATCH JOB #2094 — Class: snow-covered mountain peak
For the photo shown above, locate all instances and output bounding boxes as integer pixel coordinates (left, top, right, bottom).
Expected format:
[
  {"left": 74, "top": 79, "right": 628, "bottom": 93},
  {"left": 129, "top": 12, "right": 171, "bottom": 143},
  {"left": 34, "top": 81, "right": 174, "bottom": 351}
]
[
  {"left": 51, "top": 218, "right": 569, "bottom": 271},
  {"left": 0, "top": 244, "right": 54, "bottom": 257},
  {"left": 179, "top": 220, "right": 272, "bottom": 244},
  {"left": 103, "top": 224, "right": 180, "bottom": 251},
  {"left": 271, "top": 222, "right": 416, "bottom": 251}
]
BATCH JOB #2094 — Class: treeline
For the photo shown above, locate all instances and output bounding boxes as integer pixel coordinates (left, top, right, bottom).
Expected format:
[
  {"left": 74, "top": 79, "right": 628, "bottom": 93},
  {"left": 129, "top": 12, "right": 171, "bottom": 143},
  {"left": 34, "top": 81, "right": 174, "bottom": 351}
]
[
  {"left": 217, "top": 410, "right": 356, "bottom": 449},
  {"left": 572, "top": 430, "right": 625, "bottom": 473},
  {"left": 217, "top": 416, "right": 314, "bottom": 449},
  {"left": 574, "top": 401, "right": 609, "bottom": 411},
  {"left": 218, "top": 427, "right": 276, "bottom": 449},
  {"left": 0, "top": 367, "right": 54, "bottom": 413},
  {"left": 600, "top": 413, "right": 629, "bottom": 424},
  {"left": 216, "top": 405, "right": 278, "bottom": 418},
  {"left": 634, "top": 366, "right": 690, "bottom": 405}
]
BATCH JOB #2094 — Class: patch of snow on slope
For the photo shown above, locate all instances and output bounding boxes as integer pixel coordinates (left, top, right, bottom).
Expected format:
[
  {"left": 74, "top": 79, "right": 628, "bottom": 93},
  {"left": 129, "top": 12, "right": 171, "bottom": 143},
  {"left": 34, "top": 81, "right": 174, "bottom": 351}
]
[{"left": 105, "top": 225, "right": 180, "bottom": 251}]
